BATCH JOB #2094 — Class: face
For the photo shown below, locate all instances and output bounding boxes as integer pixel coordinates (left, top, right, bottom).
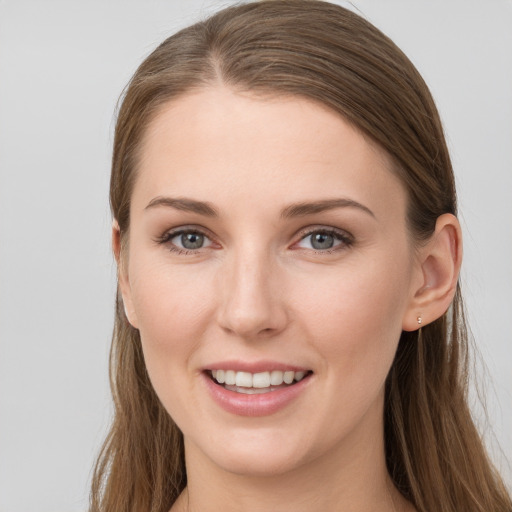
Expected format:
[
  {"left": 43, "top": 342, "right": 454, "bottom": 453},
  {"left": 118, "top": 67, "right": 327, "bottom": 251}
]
[{"left": 119, "top": 87, "right": 422, "bottom": 476}]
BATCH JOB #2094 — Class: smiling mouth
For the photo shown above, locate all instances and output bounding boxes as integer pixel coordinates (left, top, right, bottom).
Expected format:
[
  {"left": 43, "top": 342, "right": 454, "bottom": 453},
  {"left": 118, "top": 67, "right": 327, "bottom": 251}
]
[{"left": 208, "top": 369, "right": 312, "bottom": 394}]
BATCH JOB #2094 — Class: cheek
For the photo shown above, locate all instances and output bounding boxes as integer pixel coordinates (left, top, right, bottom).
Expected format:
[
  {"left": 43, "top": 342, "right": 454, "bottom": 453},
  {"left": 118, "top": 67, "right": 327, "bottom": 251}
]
[
  {"left": 130, "top": 259, "right": 214, "bottom": 342},
  {"left": 292, "top": 253, "right": 412, "bottom": 383},
  {"left": 127, "top": 259, "right": 217, "bottom": 403},
  {"left": 127, "top": 260, "right": 222, "bottom": 430}
]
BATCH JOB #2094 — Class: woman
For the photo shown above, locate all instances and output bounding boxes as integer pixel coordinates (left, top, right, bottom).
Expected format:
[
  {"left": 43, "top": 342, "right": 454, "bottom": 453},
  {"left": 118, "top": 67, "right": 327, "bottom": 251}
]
[{"left": 90, "top": 1, "right": 512, "bottom": 511}]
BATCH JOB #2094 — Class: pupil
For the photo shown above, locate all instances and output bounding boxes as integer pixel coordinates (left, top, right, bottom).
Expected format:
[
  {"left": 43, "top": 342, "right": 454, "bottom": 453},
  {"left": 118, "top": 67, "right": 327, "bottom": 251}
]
[
  {"left": 181, "top": 233, "right": 204, "bottom": 249},
  {"left": 311, "top": 233, "right": 334, "bottom": 250}
]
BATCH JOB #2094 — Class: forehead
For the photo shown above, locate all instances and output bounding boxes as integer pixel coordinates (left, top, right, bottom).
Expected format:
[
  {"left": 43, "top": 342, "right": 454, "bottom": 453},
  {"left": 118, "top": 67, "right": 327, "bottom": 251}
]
[{"left": 133, "top": 86, "right": 406, "bottom": 221}]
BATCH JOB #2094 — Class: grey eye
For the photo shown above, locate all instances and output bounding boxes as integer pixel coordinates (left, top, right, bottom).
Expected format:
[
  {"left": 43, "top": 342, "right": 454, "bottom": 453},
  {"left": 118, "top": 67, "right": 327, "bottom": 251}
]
[
  {"left": 164, "top": 229, "right": 214, "bottom": 253},
  {"left": 310, "top": 232, "right": 335, "bottom": 249},
  {"left": 180, "top": 232, "right": 205, "bottom": 249},
  {"left": 296, "top": 230, "right": 346, "bottom": 251}
]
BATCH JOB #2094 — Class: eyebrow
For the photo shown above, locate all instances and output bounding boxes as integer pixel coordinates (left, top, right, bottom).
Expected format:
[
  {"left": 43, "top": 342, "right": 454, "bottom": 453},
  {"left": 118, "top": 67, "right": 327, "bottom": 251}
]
[
  {"left": 144, "top": 196, "right": 375, "bottom": 219},
  {"left": 280, "top": 198, "right": 375, "bottom": 219},
  {"left": 145, "top": 196, "right": 219, "bottom": 217}
]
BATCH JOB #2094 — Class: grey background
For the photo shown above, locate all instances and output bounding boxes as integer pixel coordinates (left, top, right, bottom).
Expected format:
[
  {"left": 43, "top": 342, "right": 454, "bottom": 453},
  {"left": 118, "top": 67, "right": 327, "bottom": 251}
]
[{"left": 0, "top": 1, "right": 510, "bottom": 510}]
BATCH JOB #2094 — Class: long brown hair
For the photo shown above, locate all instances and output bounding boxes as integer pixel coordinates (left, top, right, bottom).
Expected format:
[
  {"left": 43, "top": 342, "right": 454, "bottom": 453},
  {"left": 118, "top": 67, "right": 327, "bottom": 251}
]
[{"left": 90, "top": 1, "right": 512, "bottom": 511}]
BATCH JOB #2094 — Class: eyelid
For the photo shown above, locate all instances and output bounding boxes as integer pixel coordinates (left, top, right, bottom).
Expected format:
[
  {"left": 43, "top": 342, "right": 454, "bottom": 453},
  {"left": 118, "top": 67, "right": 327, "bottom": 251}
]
[
  {"left": 155, "top": 225, "right": 219, "bottom": 253},
  {"left": 154, "top": 224, "right": 353, "bottom": 254},
  {"left": 291, "top": 225, "right": 354, "bottom": 251},
  {"left": 173, "top": 230, "right": 214, "bottom": 249}
]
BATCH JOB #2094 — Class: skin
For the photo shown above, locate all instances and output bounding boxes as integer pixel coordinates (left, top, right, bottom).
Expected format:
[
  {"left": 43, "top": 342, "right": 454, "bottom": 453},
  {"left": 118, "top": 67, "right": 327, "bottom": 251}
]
[{"left": 115, "top": 86, "right": 461, "bottom": 512}]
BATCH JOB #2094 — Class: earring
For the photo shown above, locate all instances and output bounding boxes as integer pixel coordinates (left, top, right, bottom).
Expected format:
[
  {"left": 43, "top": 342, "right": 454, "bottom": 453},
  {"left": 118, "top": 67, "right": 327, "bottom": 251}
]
[{"left": 417, "top": 316, "right": 422, "bottom": 325}]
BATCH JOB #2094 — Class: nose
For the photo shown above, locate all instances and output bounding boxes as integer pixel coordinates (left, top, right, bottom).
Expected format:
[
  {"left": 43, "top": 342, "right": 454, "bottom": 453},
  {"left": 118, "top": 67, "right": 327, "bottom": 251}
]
[{"left": 217, "top": 247, "right": 288, "bottom": 340}]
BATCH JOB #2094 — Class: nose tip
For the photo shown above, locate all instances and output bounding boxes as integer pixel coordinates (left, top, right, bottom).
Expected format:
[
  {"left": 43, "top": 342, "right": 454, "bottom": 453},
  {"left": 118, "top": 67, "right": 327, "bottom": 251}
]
[
  {"left": 220, "top": 304, "right": 283, "bottom": 338},
  {"left": 217, "top": 259, "right": 288, "bottom": 340}
]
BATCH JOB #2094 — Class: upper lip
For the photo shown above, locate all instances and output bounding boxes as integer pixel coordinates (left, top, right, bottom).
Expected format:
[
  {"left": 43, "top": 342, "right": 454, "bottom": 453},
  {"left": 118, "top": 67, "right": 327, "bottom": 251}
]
[{"left": 204, "top": 360, "right": 311, "bottom": 373}]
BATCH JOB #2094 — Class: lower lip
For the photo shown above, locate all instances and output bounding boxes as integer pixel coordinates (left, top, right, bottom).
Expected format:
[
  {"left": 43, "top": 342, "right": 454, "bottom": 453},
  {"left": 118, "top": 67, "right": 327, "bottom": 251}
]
[{"left": 202, "top": 372, "right": 312, "bottom": 417}]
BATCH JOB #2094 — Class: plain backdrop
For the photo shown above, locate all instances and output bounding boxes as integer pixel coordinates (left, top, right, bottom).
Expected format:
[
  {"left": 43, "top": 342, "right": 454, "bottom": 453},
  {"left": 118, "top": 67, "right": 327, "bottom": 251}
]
[{"left": 0, "top": 1, "right": 511, "bottom": 510}]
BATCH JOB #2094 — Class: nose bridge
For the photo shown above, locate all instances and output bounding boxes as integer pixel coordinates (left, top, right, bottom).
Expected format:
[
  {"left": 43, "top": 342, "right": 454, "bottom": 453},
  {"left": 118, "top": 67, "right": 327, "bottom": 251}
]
[{"left": 218, "top": 242, "right": 286, "bottom": 338}]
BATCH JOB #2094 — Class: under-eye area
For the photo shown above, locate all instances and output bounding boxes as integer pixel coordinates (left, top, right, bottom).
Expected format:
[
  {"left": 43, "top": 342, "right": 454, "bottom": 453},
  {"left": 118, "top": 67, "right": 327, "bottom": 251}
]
[{"left": 208, "top": 369, "right": 313, "bottom": 394}]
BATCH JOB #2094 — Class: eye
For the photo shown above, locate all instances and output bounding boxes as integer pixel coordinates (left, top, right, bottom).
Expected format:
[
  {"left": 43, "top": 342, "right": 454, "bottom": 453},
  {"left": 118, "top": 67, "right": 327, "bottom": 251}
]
[
  {"left": 295, "top": 228, "right": 352, "bottom": 251},
  {"left": 172, "top": 231, "right": 211, "bottom": 250},
  {"left": 156, "top": 228, "right": 215, "bottom": 254}
]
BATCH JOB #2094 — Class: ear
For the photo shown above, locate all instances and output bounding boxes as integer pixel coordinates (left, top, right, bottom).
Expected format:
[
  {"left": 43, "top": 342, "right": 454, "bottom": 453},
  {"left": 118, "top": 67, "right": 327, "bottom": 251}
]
[
  {"left": 402, "top": 213, "right": 462, "bottom": 331},
  {"left": 112, "top": 220, "right": 139, "bottom": 328}
]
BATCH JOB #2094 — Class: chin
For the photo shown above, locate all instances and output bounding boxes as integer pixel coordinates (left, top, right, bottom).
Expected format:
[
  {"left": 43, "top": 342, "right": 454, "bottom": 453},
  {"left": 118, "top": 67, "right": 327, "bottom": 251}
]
[
  {"left": 212, "top": 448, "right": 307, "bottom": 477},
  {"left": 185, "top": 424, "right": 326, "bottom": 478}
]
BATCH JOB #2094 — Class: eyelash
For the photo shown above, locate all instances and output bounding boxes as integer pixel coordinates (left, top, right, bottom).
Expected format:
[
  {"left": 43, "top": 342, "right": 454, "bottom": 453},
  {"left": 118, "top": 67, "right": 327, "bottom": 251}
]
[
  {"left": 294, "top": 227, "right": 354, "bottom": 254},
  {"left": 155, "top": 226, "right": 354, "bottom": 255},
  {"left": 155, "top": 228, "right": 214, "bottom": 255}
]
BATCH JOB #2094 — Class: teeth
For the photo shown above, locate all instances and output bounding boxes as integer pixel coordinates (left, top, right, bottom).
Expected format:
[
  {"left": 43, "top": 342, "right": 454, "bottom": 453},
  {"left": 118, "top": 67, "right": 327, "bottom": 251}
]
[
  {"left": 283, "top": 371, "right": 294, "bottom": 384},
  {"left": 270, "top": 370, "right": 284, "bottom": 386},
  {"left": 225, "top": 370, "right": 236, "bottom": 386},
  {"left": 235, "top": 371, "right": 252, "bottom": 387},
  {"left": 253, "top": 371, "right": 271, "bottom": 388},
  {"left": 210, "top": 369, "right": 309, "bottom": 388},
  {"left": 294, "top": 371, "right": 306, "bottom": 382}
]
